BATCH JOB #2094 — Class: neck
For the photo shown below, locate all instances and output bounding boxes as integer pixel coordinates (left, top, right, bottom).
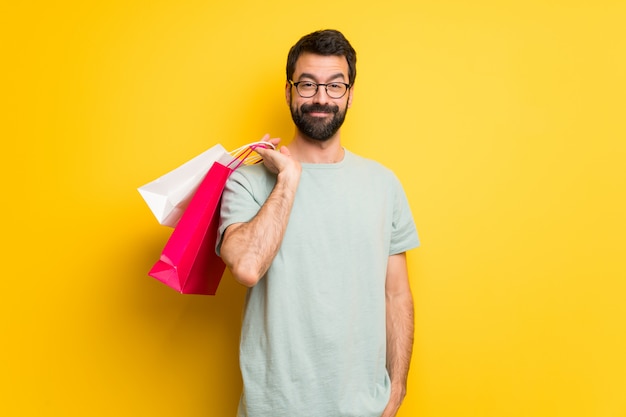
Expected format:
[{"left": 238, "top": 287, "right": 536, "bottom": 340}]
[{"left": 289, "top": 132, "right": 345, "bottom": 164}]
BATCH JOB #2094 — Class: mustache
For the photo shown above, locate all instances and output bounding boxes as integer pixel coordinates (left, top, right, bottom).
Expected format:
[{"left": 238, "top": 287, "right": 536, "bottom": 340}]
[{"left": 301, "top": 103, "right": 339, "bottom": 114}]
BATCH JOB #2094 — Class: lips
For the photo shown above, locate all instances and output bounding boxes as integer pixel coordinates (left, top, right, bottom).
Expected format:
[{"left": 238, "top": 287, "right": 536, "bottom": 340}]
[{"left": 307, "top": 111, "right": 332, "bottom": 118}]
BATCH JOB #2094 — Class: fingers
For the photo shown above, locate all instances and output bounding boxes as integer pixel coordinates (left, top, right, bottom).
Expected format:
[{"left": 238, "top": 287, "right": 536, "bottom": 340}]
[
  {"left": 253, "top": 134, "right": 279, "bottom": 158},
  {"left": 253, "top": 146, "right": 272, "bottom": 159},
  {"left": 279, "top": 145, "right": 291, "bottom": 156},
  {"left": 252, "top": 135, "right": 299, "bottom": 176},
  {"left": 260, "top": 133, "right": 281, "bottom": 148},
  {"left": 268, "top": 137, "right": 281, "bottom": 147}
]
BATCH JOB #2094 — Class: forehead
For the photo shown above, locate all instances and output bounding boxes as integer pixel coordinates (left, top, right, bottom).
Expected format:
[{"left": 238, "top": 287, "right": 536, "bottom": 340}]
[{"left": 293, "top": 52, "right": 349, "bottom": 81}]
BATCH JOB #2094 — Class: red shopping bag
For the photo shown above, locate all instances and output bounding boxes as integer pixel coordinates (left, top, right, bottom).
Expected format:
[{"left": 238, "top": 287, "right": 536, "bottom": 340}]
[
  {"left": 148, "top": 161, "right": 231, "bottom": 295},
  {"left": 146, "top": 141, "right": 273, "bottom": 295}
]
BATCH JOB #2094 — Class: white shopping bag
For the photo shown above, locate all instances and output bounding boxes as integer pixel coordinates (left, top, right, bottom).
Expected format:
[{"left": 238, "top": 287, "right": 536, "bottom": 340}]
[
  {"left": 138, "top": 141, "right": 273, "bottom": 227},
  {"left": 138, "top": 144, "right": 236, "bottom": 227}
]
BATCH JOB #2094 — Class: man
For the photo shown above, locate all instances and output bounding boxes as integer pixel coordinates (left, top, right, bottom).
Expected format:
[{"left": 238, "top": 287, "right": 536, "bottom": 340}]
[{"left": 217, "top": 29, "right": 419, "bottom": 417}]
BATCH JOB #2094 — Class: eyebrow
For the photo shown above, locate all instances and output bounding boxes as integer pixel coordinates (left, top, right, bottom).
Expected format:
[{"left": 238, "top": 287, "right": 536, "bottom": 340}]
[{"left": 297, "top": 72, "right": 347, "bottom": 82}]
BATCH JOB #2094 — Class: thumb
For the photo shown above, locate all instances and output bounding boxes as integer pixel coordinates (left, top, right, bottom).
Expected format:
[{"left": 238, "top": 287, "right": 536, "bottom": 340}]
[{"left": 279, "top": 145, "right": 291, "bottom": 157}]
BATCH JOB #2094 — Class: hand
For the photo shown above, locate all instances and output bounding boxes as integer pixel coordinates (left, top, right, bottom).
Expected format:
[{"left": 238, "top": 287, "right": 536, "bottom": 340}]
[
  {"left": 254, "top": 134, "right": 301, "bottom": 180},
  {"left": 380, "top": 385, "right": 405, "bottom": 417}
]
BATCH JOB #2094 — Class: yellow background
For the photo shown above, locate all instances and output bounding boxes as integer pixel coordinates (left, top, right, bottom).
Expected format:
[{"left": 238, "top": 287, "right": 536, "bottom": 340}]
[{"left": 2, "top": 1, "right": 625, "bottom": 416}]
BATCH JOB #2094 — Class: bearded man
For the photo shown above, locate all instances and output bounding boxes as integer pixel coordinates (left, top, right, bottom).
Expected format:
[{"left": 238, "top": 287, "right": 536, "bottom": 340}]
[{"left": 217, "top": 29, "right": 420, "bottom": 417}]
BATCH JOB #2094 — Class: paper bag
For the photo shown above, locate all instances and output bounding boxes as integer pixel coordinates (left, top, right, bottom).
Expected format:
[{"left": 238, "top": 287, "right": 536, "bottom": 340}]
[
  {"left": 148, "top": 161, "right": 231, "bottom": 295},
  {"left": 138, "top": 144, "right": 235, "bottom": 227},
  {"left": 146, "top": 141, "right": 274, "bottom": 295}
]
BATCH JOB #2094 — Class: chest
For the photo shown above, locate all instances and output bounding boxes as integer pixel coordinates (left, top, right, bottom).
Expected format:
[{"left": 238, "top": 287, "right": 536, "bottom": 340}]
[{"left": 286, "top": 170, "right": 394, "bottom": 247}]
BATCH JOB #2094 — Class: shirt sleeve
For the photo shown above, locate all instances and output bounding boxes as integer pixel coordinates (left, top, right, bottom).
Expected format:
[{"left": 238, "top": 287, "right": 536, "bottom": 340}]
[{"left": 389, "top": 174, "right": 420, "bottom": 255}]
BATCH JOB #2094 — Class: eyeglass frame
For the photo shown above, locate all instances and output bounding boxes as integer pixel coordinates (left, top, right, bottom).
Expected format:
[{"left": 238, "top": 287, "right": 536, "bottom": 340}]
[{"left": 288, "top": 79, "right": 352, "bottom": 99}]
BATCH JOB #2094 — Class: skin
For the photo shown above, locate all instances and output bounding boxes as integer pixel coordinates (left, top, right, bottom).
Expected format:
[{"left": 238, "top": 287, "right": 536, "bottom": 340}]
[
  {"left": 285, "top": 52, "right": 354, "bottom": 163},
  {"left": 219, "top": 52, "right": 414, "bottom": 417},
  {"left": 382, "top": 252, "right": 415, "bottom": 417}
]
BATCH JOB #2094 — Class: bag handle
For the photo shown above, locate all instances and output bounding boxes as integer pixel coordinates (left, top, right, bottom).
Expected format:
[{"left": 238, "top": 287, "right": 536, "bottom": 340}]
[{"left": 227, "top": 141, "right": 276, "bottom": 170}]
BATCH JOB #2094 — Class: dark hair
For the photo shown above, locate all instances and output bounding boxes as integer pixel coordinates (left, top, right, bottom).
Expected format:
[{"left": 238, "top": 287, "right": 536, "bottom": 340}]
[{"left": 286, "top": 29, "right": 357, "bottom": 86}]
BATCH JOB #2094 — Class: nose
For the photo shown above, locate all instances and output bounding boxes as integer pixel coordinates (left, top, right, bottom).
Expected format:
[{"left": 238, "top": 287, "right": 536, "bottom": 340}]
[{"left": 311, "top": 85, "right": 331, "bottom": 104}]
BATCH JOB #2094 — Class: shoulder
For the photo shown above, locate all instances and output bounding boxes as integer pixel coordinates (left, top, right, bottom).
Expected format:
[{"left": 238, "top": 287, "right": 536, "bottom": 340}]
[
  {"left": 230, "top": 163, "right": 273, "bottom": 183},
  {"left": 344, "top": 150, "right": 398, "bottom": 182},
  {"left": 226, "top": 163, "right": 276, "bottom": 197}
]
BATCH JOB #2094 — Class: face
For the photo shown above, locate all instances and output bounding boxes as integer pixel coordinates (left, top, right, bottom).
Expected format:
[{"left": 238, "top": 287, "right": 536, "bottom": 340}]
[{"left": 287, "top": 53, "right": 354, "bottom": 142}]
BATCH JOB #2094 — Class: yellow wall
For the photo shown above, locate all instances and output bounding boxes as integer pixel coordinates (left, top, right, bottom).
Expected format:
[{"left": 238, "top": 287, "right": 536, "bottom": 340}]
[{"left": 2, "top": 1, "right": 625, "bottom": 416}]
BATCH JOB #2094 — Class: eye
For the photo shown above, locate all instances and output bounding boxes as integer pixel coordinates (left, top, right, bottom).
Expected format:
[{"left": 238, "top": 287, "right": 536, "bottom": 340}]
[
  {"left": 300, "top": 82, "right": 316, "bottom": 88},
  {"left": 327, "top": 83, "right": 346, "bottom": 94}
]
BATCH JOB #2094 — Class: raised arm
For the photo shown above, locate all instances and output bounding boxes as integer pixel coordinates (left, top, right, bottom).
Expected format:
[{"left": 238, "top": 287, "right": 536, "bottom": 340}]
[
  {"left": 219, "top": 141, "right": 301, "bottom": 287},
  {"left": 381, "top": 252, "right": 415, "bottom": 417}
]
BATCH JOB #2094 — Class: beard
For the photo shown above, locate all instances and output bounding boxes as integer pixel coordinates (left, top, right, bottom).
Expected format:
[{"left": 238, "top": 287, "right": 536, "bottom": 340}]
[{"left": 290, "top": 101, "right": 348, "bottom": 142}]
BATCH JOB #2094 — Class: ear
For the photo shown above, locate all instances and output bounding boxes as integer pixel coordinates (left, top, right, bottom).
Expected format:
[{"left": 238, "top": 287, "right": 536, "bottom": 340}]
[
  {"left": 347, "top": 85, "right": 354, "bottom": 109},
  {"left": 285, "top": 81, "right": 292, "bottom": 105}
]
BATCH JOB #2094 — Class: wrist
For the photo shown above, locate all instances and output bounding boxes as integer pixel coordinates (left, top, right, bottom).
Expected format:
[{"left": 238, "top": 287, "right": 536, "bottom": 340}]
[
  {"left": 389, "top": 383, "right": 407, "bottom": 400},
  {"left": 277, "top": 165, "right": 301, "bottom": 189}
]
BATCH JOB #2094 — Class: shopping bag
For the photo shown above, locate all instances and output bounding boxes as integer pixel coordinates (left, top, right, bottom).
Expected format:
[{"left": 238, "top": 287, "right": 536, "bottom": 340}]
[
  {"left": 148, "top": 161, "right": 230, "bottom": 295},
  {"left": 147, "top": 141, "right": 273, "bottom": 295},
  {"left": 138, "top": 144, "right": 234, "bottom": 227}
]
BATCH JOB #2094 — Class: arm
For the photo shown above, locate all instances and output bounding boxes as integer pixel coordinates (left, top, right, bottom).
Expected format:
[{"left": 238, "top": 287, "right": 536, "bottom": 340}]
[
  {"left": 219, "top": 141, "right": 301, "bottom": 287},
  {"left": 381, "top": 252, "right": 415, "bottom": 417}
]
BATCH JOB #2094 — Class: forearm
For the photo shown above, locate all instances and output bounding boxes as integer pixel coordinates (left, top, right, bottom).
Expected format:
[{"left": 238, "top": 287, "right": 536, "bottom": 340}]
[
  {"left": 220, "top": 170, "right": 299, "bottom": 287},
  {"left": 386, "top": 290, "right": 414, "bottom": 391},
  {"left": 382, "top": 253, "right": 415, "bottom": 417}
]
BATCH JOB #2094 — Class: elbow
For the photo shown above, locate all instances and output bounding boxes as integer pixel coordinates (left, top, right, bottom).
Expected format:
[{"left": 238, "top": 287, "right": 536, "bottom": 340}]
[
  {"left": 220, "top": 226, "right": 265, "bottom": 287},
  {"left": 228, "top": 262, "right": 263, "bottom": 288}
]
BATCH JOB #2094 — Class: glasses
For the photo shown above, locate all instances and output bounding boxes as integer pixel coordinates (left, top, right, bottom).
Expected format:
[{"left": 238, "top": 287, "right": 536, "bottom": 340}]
[{"left": 289, "top": 80, "right": 351, "bottom": 99}]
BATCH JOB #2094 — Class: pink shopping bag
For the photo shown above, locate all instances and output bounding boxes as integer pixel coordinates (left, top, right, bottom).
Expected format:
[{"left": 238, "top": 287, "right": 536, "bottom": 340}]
[
  {"left": 148, "top": 161, "right": 231, "bottom": 295},
  {"left": 147, "top": 141, "right": 273, "bottom": 295}
]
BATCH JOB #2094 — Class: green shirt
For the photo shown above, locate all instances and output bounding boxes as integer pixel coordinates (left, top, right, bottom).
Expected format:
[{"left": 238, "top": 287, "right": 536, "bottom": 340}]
[{"left": 218, "top": 150, "right": 419, "bottom": 417}]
